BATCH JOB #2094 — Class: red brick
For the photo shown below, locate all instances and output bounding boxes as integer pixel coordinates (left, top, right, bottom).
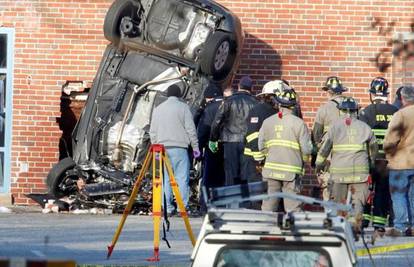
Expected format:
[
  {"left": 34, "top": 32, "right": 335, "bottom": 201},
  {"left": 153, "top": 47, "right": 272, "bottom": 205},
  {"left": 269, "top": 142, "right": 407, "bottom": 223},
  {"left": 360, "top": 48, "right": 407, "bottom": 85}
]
[{"left": 4, "top": 0, "right": 413, "bottom": 204}]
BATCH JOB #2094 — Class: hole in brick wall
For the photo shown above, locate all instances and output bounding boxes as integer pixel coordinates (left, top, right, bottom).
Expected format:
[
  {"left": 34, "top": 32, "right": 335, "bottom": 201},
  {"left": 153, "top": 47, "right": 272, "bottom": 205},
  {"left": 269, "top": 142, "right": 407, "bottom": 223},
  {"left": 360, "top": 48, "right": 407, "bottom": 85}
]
[{"left": 58, "top": 81, "right": 90, "bottom": 160}]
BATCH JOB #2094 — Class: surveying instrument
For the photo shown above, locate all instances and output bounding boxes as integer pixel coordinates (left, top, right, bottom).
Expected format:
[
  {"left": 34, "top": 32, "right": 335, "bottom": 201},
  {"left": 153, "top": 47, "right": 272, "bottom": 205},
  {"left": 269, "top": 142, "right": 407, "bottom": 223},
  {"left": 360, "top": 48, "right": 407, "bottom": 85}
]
[{"left": 106, "top": 144, "right": 196, "bottom": 261}]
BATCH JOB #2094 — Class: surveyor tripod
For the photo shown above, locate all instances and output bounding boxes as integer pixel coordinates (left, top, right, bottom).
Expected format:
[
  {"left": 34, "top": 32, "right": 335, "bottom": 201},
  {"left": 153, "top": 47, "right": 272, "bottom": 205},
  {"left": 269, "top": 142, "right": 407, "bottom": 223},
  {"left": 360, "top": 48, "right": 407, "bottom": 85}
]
[{"left": 107, "top": 144, "right": 196, "bottom": 261}]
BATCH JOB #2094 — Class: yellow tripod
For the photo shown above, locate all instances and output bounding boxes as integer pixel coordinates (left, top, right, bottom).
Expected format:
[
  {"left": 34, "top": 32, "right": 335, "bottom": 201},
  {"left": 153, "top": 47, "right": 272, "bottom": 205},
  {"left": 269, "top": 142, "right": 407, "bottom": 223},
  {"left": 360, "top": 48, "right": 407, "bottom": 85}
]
[{"left": 107, "top": 144, "right": 196, "bottom": 261}]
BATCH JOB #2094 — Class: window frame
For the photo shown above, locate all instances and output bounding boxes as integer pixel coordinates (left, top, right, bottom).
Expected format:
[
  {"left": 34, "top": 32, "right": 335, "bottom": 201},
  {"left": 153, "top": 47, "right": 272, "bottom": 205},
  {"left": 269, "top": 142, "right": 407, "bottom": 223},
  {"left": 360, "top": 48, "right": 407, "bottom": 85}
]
[{"left": 0, "top": 27, "right": 15, "bottom": 193}]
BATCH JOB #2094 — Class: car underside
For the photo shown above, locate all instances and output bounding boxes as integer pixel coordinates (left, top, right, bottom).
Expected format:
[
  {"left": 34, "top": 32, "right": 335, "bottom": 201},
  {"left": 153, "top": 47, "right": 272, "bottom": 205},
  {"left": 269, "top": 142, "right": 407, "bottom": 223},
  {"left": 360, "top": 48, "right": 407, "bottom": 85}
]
[{"left": 46, "top": 0, "right": 243, "bottom": 210}]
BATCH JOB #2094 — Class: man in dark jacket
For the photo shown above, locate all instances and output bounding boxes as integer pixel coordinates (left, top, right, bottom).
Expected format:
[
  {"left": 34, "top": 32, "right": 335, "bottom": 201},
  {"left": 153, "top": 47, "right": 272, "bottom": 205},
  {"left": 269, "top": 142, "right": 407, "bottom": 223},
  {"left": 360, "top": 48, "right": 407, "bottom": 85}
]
[
  {"left": 197, "top": 84, "right": 226, "bottom": 208},
  {"left": 360, "top": 77, "right": 398, "bottom": 237},
  {"left": 210, "top": 76, "right": 258, "bottom": 186}
]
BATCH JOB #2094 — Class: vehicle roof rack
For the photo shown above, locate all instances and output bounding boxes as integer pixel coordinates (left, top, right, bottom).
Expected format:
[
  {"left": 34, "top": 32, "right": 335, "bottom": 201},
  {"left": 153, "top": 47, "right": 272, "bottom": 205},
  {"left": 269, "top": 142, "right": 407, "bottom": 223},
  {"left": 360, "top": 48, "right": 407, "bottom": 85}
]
[{"left": 204, "top": 181, "right": 352, "bottom": 216}]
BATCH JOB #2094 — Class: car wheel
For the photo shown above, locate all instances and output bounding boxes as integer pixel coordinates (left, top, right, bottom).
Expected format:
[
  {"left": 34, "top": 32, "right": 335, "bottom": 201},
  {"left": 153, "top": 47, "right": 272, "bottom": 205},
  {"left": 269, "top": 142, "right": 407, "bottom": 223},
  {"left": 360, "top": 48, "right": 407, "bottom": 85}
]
[
  {"left": 103, "top": 0, "right": 139, "bottom": 44},
  {"left": 46, "top": 157, "right": 78, "bottom": 199},
  {"left": 200, "top": 31, "right": 237, "bottom": 80}
]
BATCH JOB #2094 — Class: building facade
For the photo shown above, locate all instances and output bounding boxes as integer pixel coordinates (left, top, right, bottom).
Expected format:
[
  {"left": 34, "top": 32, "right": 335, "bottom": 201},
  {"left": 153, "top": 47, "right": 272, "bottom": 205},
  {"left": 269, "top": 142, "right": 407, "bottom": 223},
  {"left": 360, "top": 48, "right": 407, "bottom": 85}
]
[{"left": 0, "top": 0, "right": 413, "bottom": 204}]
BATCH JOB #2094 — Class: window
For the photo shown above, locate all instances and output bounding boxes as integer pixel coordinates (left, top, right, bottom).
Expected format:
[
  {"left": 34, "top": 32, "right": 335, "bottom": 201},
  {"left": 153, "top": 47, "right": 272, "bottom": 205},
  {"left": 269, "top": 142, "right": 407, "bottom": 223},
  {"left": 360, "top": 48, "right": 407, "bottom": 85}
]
[
  {"left": 215, "top": 247, "right": 332, "bottom": 267},
  {"left": 0, "top": 28, "right": 14, "bottom": 193}
]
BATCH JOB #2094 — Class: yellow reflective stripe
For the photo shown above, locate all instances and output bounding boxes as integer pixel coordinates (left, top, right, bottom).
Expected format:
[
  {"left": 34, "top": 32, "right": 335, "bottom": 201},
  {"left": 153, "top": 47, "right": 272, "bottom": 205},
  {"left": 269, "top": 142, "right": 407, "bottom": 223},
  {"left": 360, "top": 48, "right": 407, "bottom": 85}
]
[
  {"left": 363, "top": 214, "right": 372, "bottom": 220},
  {"left": 357, "top": 242, "right": 414, "bottom": 257},
  {"left": 264, "top": 162, "right": 303, "bottom": 174},
  {"left": 246, "top": 132, "right": 259, "bottom": 143},
  {"left": 265, "top": 139, "right": 300, "bottom": 150},
  {"left": 244, "top": 148, "right": 265, "bottom": 160},
  {"left": 316, "top": 155, "right": 326, "bottom": 164},
  {"left": 373, "top": 216, "right": 387, "bottom": 224},
  {"left": 244, "top": 148, "right": 254, "bottom": 156},
  {"left": 324, "top": 126, "right": 330, "bottom": 133},
  {"left": 330, "top": 166, "right": 369, "bottom": 173},
  {"left": 373, "top": 129, "right": 387, "bottom": 136},
  {"left": 253, "top": 154, "right": 265, "bottom": 161},
  {"left": 332, "top": 144, "right": 365, "bottom": 151},
  {"left": 302, "top": 155, "right": 310, "bottom": 162}
]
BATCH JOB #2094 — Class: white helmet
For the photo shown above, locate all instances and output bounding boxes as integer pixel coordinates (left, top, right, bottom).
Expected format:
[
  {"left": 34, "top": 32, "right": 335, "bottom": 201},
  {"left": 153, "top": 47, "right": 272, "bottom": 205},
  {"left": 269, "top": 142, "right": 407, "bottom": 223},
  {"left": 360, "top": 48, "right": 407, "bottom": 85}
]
[{"left": 257, "top": 80, "right": 291, "bottom": 96}]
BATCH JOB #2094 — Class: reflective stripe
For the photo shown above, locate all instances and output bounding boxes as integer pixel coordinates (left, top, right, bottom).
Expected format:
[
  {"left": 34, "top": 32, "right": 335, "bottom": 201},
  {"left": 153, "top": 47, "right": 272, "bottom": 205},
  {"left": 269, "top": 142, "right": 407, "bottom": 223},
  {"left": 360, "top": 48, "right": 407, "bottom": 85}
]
[
  {"left": 373, "top": 216, "right": 387, "bottom": 225},
  {"left": 244, "top": 148, "right": 265, "bottom": 161},
  {"left": 316, "top": 155, "right": 326, "bottom": 164},
  {"left": 330, "top": 165, "right": 369, "bottom": 174},
  {"left": 244, "top": 148, "right": 254, "bottom": 156},
  {"left": 363, "top": 214, "right": 372, "bottom": 221},
  {"left": 265, "top": 139, "right": 300, "bottom": 150},
  {"left": 264, "top": 162, "right": 303, "bottom": 174},
  {"left": 332, "top": 144, "right": 365, "bottom": 152},
  {"left": 253, "top": 155, "right": 266, "bottom": 161},
  {"left": 373, "top": 129, "right": 387, "bottom": 136},
  {"left": 324, "top": 126, "right": 330, "bottom": 133},
  {"left": 246, "top": 132, "right": 259, "bottom": 143},
  {"left": 339, "top": 175, "right": 364, "bottom": 183},
  {"left": 378, "top": 149, "right": 384, "bottom": 154},
  {"left": 302, "top": 155, "right": 310, "bottom": 162}
]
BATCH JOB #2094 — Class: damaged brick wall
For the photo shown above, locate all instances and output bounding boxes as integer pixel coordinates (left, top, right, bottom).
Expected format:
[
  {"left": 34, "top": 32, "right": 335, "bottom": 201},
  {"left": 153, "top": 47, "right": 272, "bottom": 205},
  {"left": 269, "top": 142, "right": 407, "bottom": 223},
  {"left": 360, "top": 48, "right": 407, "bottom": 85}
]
[
  {"left": 1, "top": 0, "right": 414, "bottom": 204},
  {"left": 0, "top": 0, "right": 110, "bottom": 204}
]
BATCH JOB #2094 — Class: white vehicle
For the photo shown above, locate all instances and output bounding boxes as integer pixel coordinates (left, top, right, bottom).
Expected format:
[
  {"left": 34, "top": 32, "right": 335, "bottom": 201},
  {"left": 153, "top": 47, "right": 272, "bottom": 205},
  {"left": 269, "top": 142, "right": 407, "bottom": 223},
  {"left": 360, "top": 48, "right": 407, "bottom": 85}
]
[{"left": 191, "top": 183, "right": 357, "bottom": 267}]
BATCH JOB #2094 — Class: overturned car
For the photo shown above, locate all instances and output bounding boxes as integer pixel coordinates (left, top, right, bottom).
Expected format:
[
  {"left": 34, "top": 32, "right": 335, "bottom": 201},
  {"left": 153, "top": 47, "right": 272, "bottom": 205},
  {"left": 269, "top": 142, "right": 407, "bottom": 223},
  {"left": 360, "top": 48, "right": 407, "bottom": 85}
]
[{"left": 46, "top": 0, "right": 244, "bottom": 209}]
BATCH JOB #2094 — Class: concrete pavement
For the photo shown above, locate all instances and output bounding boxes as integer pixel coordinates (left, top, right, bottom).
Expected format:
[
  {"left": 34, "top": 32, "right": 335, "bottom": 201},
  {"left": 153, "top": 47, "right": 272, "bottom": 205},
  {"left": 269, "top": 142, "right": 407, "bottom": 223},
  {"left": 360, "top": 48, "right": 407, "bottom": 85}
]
[{"left": 1, "top": 210, "right": 414, "bottom": 266}]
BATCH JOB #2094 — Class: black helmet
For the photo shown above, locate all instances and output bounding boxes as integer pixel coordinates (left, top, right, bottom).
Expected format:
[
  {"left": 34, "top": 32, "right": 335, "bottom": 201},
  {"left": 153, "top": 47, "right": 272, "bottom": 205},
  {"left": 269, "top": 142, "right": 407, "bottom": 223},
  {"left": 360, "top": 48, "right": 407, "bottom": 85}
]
[
  {"left": 322, "top": 76, "right": 347, "bottom": 93},
  {"left": 338, "top": 97, "right": 359, "bottom": 113},
  {"left": 369, "top": 77, "right": 389, "bottom": 96},
  {"left": 275, "top": 89, "right": 297, "bottom": 107}
]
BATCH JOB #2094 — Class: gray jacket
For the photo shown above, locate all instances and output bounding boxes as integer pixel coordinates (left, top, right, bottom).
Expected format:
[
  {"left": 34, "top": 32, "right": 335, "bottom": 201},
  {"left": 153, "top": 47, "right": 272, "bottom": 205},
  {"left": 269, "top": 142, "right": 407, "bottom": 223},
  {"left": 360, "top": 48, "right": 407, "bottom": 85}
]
[{"left": 150, "top": 96, "right": 199, "bottom": 150}]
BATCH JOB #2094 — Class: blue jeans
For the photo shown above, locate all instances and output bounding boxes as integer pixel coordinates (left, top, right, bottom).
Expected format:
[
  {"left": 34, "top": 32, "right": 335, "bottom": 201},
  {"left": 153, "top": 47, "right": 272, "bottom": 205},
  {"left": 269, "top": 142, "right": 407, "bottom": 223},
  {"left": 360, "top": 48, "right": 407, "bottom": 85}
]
[
  {"left": 163, "top": 147, "right": 190, "bottom": 213},
  {"left": 389, "top": 169, "right": 414, "bottom": 231}
]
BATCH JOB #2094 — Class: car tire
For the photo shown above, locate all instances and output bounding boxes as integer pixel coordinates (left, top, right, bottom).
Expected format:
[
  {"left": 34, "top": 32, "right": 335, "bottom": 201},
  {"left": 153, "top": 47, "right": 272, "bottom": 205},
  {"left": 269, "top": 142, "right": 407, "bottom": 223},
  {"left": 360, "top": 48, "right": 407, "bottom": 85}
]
[
  {"left": 200, "top": 31, "right": 237, "bottom": 80},
  {"left": 103, "top": 0, "right": 138, "bottom": 44},
  {"left": 46, "top": 157, "right": 78, "bottom": 199}
]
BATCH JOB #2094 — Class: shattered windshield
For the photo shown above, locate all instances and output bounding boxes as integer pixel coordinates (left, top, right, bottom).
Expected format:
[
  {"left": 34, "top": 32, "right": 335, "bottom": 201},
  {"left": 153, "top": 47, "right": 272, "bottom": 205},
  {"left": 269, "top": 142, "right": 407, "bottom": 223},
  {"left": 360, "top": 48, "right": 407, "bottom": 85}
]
[{"left": 215, "top": 247, "right": 331, "bottom": 267}]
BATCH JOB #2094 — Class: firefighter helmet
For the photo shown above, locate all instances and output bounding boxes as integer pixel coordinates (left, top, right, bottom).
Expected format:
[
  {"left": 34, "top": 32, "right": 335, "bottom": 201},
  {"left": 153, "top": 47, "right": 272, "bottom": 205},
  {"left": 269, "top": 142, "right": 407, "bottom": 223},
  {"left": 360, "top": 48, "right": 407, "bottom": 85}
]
[
  {"left": 369, "top": 77, "right": 389, "bottom": 96},
  {"left": 337, "top": 97, "right": 359, "bottom": 113},
  {"left": 258, "top": 80, "right": 291, "bottom": 96},
  {"left": 322, "top": 76, "right": 347, "bottom": 93},
  {"left": 275, "top": 89, "right": 297, "bottom": 107}
]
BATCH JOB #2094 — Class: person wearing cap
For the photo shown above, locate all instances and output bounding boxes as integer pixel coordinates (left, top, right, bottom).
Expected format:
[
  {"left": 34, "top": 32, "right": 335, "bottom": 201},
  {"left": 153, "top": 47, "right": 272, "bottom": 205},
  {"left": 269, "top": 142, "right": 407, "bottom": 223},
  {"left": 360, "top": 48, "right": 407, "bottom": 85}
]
[
  {"left": 149, "top": 84, "right": 200, "bottom": 215},
  {"left": 258, "top": 89, "right": 312, "bottom": 212},
  {"left": 197, "top": 83, "right": 226, "bottom": 211},
  {"left": 383, "top": 86, "right": 414, "bottom": 237},
  {"left": 315, "top": 97, "right": 377, "bottom": 233},
  {"left": 210, "top": 76, "right": 258, "bottom": 186},
  {"left": 312, "top": 76, "right": 347, "bottom": 201},
  {"left": 359, "top": 77, "right": 398, "bottom": 238}
]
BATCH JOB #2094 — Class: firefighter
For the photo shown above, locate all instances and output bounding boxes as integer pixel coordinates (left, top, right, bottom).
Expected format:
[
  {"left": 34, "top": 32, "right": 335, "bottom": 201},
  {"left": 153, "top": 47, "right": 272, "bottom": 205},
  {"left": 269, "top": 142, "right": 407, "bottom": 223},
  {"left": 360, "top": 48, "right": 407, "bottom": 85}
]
[
  {"left": 315, "top": 97, "right": 378, "bottom": 231},
  {"left": 312, "top": 76, "right": 347, "bottom": 201},
  {"left": 258, "top": 89, "right": 312, "bottom": 212},
  {"left": 359, "top": 77, "right": 398, "bottom": 237},
  {"left": 241, "top": 80, "right": 284, "bottom": 184}
]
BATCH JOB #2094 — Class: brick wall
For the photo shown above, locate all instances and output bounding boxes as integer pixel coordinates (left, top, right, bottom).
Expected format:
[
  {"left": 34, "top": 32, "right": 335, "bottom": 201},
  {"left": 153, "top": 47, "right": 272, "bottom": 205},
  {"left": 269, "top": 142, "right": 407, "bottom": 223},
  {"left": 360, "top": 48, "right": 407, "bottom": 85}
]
[
  {"left": 0, "top": 0, "right": 111, "bottom": 204},
  {"left": 1, "top": 0, "right": 413, "bottom": 204}
]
